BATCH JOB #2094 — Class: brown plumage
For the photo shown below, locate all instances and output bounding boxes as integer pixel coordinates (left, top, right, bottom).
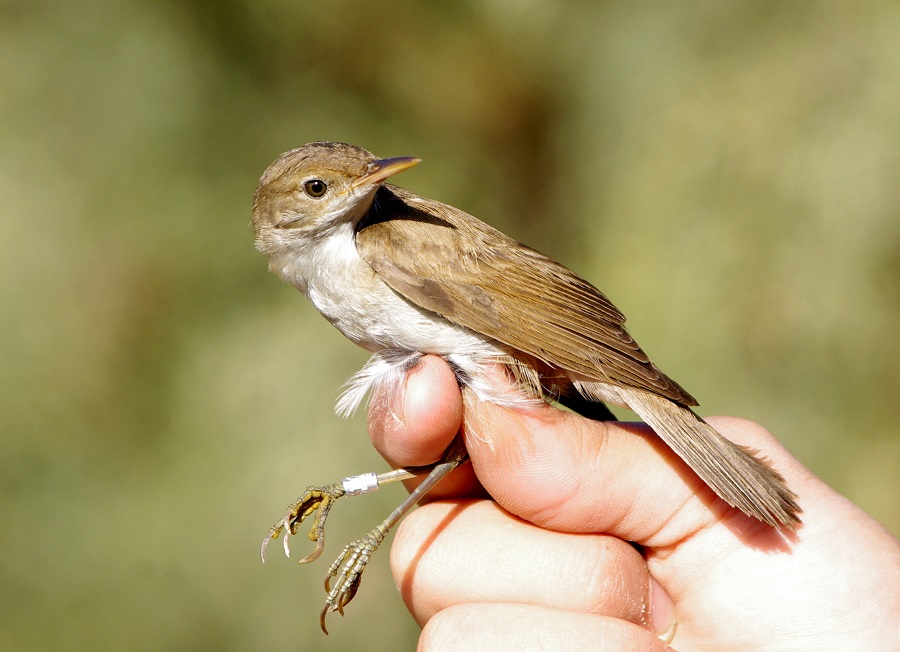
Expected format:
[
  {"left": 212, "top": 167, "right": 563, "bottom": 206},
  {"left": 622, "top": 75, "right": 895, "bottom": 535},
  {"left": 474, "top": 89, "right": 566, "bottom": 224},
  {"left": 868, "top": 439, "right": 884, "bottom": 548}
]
[
  {"left": 358, "top": 185, "right": 696, "bottom": 405},
  {"left": 253, "top": 141, "right": 801, "bottom": 539},
  {"left": 356, "top": 184, "right": 800, "bottom": 528}
]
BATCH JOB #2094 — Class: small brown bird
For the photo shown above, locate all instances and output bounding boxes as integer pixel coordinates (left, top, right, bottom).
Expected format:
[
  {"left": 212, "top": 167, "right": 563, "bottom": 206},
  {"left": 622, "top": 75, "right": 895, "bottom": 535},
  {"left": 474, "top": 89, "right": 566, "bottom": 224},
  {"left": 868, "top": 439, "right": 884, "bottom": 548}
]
[{"left": 253, "top": 141, "right": 800, "bottom": 631}]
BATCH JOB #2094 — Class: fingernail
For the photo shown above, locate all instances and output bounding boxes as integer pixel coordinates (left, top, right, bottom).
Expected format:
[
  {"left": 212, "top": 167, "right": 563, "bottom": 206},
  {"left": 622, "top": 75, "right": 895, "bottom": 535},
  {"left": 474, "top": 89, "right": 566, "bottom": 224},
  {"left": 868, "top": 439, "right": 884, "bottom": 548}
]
[
  {"left": 650, "top": 576, "right": 677, "bottom": 643},
  {"left": 390, "top": 355, "right": 429, "bottom": 427}
]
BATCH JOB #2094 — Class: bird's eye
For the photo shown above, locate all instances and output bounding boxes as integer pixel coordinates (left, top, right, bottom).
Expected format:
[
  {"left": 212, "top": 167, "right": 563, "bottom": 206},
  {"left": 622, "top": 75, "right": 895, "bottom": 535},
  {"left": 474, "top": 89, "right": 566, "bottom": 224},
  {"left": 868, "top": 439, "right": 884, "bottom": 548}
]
[{"left": 303, "top": 179, "right": 328, "bottom": 198}]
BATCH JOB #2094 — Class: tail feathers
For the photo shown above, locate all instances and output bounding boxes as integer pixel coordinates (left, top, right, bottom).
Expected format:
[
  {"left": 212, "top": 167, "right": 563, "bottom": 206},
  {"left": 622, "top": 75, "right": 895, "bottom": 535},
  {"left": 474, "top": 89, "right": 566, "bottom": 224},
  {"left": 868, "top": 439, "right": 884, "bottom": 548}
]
[{"left": 620, "top": 388, "right": 802, "bottom": 529}]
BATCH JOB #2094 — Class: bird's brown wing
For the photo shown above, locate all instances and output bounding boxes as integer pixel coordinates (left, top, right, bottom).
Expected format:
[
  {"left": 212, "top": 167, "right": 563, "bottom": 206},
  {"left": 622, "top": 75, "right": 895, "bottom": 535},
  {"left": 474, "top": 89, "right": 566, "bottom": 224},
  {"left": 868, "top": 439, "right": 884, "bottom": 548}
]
[{"left": 356, "top": 186, "right": 696, "bottom": 406}]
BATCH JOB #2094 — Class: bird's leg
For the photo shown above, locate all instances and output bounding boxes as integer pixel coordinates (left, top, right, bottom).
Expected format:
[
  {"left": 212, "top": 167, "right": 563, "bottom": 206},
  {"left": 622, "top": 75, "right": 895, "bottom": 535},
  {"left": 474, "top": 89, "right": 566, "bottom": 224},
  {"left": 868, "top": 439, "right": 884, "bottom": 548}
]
[
  {"left": 260, "top": 436, "right": 468, "bottom": 633},
  {"left": 317, "top": 436, "right": 467, "bottom": 632},
  {"left": 260, "top": 468, "right": 421, "bottom": 564}
]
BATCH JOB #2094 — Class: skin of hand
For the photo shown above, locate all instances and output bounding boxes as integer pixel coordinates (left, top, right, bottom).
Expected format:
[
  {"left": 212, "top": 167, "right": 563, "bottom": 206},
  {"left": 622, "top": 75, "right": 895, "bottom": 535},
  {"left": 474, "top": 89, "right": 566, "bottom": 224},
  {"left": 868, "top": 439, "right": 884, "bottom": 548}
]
[{"left": 367, "top": 355, "right": 900, "bottom": 651}]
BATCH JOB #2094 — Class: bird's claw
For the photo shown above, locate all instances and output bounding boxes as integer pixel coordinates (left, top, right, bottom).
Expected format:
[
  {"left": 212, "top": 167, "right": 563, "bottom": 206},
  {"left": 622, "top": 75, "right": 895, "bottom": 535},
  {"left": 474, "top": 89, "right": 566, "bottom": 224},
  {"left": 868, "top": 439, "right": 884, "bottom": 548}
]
[
  {"left": 318, "top": 527, "right": 387, "bottom": 634},
  {"left": 259, "top": 483, "right": 346, "bottom": 565}
]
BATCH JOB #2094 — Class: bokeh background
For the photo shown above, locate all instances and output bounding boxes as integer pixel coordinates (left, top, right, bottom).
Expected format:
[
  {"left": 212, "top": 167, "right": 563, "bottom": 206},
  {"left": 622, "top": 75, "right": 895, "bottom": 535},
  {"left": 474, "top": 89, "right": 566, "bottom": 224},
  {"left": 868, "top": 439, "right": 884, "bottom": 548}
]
[{"left": 2, "top": 1, "right": 898, "bottom": 649}]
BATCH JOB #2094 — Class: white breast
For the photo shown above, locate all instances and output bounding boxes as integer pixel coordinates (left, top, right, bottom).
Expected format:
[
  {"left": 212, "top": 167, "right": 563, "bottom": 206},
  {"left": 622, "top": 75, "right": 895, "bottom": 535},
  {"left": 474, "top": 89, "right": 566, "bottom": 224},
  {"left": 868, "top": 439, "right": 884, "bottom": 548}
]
[{"left": 271, "top": 223, "right": 504, "bottom": 358}]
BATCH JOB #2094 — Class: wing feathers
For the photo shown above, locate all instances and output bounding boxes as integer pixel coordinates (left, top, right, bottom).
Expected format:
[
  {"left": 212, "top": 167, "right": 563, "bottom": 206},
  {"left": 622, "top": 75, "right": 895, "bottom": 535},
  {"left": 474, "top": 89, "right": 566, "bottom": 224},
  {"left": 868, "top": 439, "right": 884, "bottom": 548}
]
[
  {"left": 357, "top": 186, "right": 695, "bottom": 405},
  {"left": 357, "top": 186, "right": 802, "bottom": 528}
]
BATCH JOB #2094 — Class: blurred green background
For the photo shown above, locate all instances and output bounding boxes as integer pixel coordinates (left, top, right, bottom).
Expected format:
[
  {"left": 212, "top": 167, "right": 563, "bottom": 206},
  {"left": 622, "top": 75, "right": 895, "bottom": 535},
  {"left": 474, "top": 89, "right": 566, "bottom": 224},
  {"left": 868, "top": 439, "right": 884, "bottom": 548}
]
[{"left": 2, "top": 1, "right": 898, "bottom": 649}]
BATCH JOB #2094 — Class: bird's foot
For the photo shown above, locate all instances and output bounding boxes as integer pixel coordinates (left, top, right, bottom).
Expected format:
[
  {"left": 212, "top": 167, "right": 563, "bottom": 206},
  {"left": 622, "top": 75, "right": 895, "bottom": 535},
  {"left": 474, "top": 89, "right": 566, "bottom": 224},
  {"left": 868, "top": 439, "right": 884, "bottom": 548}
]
[
  {"left": 318, "top": 526, "right": 387, "bottom": 634},
  {"left": 260, "top": 482, "right": 346, "bottom": 565}
]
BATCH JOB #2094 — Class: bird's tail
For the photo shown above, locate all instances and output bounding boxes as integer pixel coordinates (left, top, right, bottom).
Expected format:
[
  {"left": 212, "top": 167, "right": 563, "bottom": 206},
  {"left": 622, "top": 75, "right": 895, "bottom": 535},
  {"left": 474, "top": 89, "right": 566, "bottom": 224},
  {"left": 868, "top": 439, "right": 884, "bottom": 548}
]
[{"left": 617, "top": 387, "right": 801, "bottom": 528}]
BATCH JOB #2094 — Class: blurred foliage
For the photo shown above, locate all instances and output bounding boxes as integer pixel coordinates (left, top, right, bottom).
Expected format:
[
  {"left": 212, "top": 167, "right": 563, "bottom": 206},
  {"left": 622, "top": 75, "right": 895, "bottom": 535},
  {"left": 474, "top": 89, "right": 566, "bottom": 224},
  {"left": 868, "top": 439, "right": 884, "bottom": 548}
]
[{"left": 1, "top": 0, "right": 898, "bottom": 649}]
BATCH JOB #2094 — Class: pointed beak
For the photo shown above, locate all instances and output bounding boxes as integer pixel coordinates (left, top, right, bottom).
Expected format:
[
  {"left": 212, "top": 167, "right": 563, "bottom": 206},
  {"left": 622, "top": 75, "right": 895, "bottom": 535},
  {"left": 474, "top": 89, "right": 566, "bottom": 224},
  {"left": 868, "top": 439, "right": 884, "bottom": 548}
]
[{"left": 351, "top": 156, "right": 421, "bottom": 188}]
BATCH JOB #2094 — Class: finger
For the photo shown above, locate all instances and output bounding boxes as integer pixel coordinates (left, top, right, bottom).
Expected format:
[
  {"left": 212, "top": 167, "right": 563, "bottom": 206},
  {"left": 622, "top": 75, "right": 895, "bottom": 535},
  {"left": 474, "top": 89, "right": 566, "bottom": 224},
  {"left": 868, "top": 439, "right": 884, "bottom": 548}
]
[
  {"left": 367, "top": 355, "right": 480, "bottom": 498},
  {"left": 417, "top": 603, "right": 670, "bottom": 652},
  {"left": 390, "top": 500, "right": 653, "bottom": 628},
  {"left": 367, "top": 355, "right": 462, "bottom": 468}
]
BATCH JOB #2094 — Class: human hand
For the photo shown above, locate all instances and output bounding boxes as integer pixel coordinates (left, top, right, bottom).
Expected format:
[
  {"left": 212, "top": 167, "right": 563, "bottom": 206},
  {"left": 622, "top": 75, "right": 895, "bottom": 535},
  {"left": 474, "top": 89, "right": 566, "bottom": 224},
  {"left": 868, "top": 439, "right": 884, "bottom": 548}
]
[{"left": 368, "top": 355, "right": 900, "bottom": 651}]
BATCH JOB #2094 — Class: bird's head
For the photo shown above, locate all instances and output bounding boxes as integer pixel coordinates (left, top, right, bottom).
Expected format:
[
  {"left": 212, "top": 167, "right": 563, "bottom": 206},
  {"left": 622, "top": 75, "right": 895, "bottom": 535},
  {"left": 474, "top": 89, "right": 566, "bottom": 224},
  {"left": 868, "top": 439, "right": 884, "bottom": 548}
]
[{"left": 252, "top": 141, "right": 419, "bottom": 256}]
